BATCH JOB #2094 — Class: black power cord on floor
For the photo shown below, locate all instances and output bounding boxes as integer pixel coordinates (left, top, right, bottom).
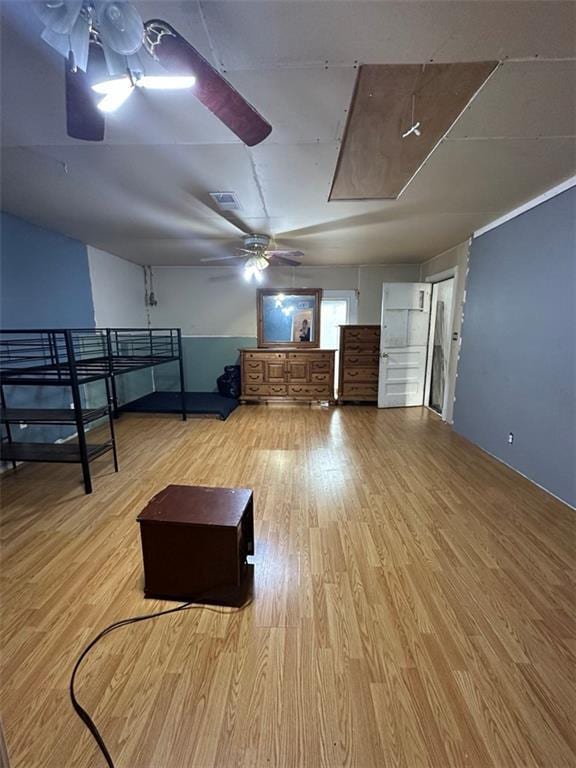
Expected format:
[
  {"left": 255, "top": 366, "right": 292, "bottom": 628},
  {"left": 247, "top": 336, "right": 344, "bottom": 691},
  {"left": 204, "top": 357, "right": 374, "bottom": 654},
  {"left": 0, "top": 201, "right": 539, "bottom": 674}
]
[{"left": 70, "top": 599, "right": 249, "bottom": 768}]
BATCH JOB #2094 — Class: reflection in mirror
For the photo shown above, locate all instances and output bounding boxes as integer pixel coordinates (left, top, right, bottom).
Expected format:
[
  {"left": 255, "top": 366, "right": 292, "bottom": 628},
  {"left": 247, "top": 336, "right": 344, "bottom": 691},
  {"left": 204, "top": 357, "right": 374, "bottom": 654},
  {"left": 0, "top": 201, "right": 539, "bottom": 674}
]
[{"left": 257, "top": 289, "right": 321, "bottom": 348}]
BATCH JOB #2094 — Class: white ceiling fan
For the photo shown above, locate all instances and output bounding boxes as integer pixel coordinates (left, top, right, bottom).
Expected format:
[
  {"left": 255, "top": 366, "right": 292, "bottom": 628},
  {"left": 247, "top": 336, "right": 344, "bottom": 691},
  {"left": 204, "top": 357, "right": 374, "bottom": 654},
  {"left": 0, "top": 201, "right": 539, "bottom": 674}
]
[{"left": 201, "top": 234, "right": 304, "bottom": 282}]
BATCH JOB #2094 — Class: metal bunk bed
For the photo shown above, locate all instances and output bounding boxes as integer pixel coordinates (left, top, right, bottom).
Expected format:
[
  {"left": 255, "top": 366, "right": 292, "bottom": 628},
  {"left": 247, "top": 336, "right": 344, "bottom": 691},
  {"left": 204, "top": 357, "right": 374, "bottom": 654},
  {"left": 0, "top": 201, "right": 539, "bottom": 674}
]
[
  {"left": 72, "top": 327, "right": 187, "bottom": 420},
  {"left": 0, "top": 327, "right": 186, "bottom": 494}
]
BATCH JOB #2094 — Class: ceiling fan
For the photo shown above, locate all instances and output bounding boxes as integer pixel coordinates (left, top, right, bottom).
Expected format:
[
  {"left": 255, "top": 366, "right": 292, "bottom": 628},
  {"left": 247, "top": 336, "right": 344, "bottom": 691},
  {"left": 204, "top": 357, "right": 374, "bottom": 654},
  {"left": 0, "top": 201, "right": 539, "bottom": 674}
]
[
  {"left": 33, "top": 0, "right": 272, "bottom": 145},
  {"left": 201, "top": 234, "right": 304, "bottom": 282}
]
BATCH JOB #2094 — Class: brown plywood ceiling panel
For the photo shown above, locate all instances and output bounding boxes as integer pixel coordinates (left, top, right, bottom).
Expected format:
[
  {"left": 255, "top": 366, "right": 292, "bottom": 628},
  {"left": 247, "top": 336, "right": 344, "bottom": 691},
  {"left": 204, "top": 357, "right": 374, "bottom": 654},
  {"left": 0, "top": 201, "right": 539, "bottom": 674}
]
[{"left": 330, "top": 61, "right": 498, "bottom": 200}]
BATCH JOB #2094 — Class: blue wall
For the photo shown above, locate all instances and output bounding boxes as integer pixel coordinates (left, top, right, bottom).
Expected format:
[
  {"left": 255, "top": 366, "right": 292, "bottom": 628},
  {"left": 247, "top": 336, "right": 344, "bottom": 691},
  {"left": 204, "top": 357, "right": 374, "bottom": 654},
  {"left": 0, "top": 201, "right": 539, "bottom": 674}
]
[
  {"left": 454, "top": 187, "right": 575, "bottom": 507},
  {"left": 0, "top": 212, "right": 97, "bottom": 444},
  {"left": 0, "top": 212, "right": 94, "bottom": 328}
]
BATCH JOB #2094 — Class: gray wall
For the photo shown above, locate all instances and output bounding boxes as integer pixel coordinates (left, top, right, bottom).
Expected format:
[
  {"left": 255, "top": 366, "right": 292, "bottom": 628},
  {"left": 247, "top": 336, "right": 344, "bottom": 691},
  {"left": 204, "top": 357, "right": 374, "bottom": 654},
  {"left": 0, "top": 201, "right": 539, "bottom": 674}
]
[{"left": 454, "top": 187, "right": 575, "bottom": 507}]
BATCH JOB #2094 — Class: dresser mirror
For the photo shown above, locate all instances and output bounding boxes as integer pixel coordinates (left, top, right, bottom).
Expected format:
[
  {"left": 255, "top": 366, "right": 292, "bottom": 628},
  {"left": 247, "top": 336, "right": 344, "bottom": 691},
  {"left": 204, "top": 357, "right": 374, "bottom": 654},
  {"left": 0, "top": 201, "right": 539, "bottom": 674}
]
[{"left": 257, "top": 289, "right": 322, "bottom": 348}]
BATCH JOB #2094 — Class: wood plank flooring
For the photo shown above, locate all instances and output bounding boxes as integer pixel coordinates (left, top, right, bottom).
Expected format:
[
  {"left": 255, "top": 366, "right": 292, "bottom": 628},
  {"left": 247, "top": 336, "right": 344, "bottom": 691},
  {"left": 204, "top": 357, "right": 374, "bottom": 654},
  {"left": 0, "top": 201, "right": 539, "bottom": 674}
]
[{"left": 0, "top": 405, "right": 574, "bottom": 768}]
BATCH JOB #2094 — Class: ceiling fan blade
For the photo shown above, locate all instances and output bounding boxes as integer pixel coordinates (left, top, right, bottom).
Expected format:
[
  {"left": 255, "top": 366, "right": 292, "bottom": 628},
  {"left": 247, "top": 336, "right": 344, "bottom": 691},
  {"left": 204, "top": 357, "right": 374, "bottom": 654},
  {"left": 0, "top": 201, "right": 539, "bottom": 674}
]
[
  {"left": 65, "top": 46, "right": 105, "bottom": 141},
  {"left": 266, "top": 254, "right": 304, "bottom": 259},
  {"left": 266, "top": 251, "right": 304, "bottom": 266},
  {"left": 144, "top": 19, "right": 272, "bottom": 147},
  {"left": 200, "top": 255, "right": 243, "bottom": 262},
  {"left": 267, "top": 256, "right": 302, "bottom": 267}
]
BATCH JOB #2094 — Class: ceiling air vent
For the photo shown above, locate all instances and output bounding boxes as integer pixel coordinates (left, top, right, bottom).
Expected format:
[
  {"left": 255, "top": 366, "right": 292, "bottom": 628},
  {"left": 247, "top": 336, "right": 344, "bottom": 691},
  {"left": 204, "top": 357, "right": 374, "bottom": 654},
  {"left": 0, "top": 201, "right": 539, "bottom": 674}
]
[{"left": 209, "top": 191, "right": 241, "bottom": 211}]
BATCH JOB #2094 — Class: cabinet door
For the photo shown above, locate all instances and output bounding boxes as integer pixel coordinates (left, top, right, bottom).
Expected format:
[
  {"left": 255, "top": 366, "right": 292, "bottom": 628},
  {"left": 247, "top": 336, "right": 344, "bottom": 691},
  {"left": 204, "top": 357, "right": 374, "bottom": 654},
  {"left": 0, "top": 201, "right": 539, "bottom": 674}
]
[
  {"left": 286, "top": 360, "right": 309, "bottom": 383},
  {"left": 266, "top": 361, "right": 286, "bottom": 382}
]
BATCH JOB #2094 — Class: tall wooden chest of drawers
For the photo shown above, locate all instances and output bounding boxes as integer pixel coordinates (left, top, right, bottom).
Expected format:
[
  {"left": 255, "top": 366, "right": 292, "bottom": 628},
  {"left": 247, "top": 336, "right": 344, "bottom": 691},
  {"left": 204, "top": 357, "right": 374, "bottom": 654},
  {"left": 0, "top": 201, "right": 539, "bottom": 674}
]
[
  {"left": 338, "top": 325, "right": 380, "bottom": 403},
  {"left": 240, "top": 348, "right": 336, "bottom": 403}
]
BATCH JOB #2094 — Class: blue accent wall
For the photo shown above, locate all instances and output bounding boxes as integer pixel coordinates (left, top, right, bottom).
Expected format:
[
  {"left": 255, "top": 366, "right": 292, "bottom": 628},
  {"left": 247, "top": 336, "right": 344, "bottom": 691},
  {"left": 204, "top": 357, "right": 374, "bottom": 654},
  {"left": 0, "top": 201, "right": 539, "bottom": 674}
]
[
  {"left": 0, "top": 212, "right": 96, "bottom": 445},
  {"left": 0, "top": 212, "right": 94, "bottom": 328},
  {"left": 454, "top": 187, "right": 576, "bottom": 507}
]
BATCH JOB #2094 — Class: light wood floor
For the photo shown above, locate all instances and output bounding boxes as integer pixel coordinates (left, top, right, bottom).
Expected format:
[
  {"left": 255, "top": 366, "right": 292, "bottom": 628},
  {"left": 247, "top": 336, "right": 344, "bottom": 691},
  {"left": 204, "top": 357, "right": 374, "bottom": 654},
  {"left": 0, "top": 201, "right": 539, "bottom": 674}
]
[{"left": 0, "top": 405, "right": 574, "bottom": 768}]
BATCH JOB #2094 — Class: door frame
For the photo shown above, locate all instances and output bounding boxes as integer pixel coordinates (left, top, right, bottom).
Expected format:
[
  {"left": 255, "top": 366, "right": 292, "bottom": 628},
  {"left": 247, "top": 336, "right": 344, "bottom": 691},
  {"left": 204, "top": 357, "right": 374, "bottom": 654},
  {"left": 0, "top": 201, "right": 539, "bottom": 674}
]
[{"left": 423, "top": 267, "right": 458, "bottom": 421}]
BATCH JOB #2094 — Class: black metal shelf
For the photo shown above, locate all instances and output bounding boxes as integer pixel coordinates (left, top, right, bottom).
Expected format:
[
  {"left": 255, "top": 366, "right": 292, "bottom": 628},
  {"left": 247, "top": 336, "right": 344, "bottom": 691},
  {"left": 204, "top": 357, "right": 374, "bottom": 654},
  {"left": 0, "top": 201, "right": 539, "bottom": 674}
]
[
  {"left": 0, "top": 441, "right": 113, "bottom": 464},
  {"left": 0, "top": 327, "right": 186, "bottom": 493},
  {"left": 0, "top": 328, "right": 187, "bottom": 421},
  {"left": 0, "top": 407, "right": 109, "bottom": 426}
]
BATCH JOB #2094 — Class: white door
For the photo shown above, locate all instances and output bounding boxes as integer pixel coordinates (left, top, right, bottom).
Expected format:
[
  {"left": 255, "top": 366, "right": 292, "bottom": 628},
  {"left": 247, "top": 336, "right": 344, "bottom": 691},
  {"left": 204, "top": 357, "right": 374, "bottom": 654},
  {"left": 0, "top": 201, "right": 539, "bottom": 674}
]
[{"left": 378, "top": 283, "right": 432, "bottom": 408}]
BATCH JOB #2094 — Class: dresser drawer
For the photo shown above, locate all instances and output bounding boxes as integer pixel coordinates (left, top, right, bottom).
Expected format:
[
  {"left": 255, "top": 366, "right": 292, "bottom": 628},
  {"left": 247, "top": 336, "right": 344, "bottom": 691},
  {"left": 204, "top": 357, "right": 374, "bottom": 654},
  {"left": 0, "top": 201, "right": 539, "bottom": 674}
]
[
  {"left": 311, "top": 372, "right": 330, "bottom": 383},
  {"left": 343, "top": 327, "right": 380, "bottom": 342},
  {"left": 343, "top": 368, "right": 378, "bottom": 383},
  {"left": 288, "top": 351, "right": 332, "bottom": 361},
  {"left": 268, "top": 384, "right": 288, "bottom": 396},
  {"left": 344, "top": 342, "right": 380, "bottom": 354},
  {"left": 243, "top": 384, "right": 269, "bottom": 396},
  {"left": 340, "top": 383, "right": 378, "bottom": 398},
  {"left": 343, "top": 353, "right": 379, "bottom": 367},
  {"left": 245, "top": 372, "right": 264, "bottom": 384},
  {"left": 288, "top": 384, "right": 331, "bottom": 398},
  {"left": 244, "top": 351, "right": 286, "bottom": 361},
  {"left": 311, "top": 360, "right": 331, "bottom": 372},
  {"left": 244, "top": 360, "right": 264, "bottom": 373},
  {"left": 243, "top": 384, "right": 288, "bottom": 397}
]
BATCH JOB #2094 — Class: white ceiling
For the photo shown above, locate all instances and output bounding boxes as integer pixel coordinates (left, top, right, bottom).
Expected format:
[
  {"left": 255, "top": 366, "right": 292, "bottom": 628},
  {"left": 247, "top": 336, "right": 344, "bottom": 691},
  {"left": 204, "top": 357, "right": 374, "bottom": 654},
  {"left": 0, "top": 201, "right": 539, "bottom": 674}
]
[{"left": 1, "top": 0, "right": 575, "bottom": 266}]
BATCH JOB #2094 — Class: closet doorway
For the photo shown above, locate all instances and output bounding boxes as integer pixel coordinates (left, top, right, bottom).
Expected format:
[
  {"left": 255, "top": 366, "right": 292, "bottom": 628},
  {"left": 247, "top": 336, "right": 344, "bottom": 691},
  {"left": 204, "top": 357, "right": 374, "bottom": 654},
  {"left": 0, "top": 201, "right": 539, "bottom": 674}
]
[{"left": 424, "top": 277, "right": 455, "bottom": 419}]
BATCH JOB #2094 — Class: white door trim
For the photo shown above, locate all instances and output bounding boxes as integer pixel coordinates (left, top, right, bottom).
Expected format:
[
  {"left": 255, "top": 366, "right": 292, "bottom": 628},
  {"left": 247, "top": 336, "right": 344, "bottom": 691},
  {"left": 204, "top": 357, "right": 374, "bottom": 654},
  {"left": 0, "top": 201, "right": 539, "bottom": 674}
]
[{"left": 424, "top": 266, "right": 457, "bottom": 284}]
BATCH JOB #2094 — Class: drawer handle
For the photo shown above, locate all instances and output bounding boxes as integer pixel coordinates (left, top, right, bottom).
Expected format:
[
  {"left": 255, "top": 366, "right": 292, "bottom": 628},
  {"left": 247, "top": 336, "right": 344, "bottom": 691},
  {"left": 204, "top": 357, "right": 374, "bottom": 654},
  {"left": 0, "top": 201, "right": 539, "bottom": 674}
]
[{"left": 349, "top": 371, "right": 358, "bottom": 377}]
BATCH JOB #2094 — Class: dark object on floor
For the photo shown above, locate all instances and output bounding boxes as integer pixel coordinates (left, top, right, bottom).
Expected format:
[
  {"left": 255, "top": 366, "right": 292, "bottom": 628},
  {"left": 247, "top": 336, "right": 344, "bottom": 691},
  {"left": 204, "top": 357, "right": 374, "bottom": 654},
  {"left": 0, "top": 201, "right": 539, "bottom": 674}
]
[
  {"left": 217, "top": 364, "right": 241, "bottom": 399},
  {"left": 137, "top": 485, "right": 255, "bottom": 605},
  {"left": 119, "top": 391, "right": 239, "bottom": 420}
]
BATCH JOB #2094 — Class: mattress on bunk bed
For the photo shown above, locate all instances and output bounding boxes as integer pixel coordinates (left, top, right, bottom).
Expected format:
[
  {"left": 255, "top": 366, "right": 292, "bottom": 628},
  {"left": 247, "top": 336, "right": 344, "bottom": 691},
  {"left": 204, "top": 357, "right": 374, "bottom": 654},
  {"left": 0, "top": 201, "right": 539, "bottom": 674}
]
[{"left": 119, "top": 392, "right": 239, "bottom": 420}]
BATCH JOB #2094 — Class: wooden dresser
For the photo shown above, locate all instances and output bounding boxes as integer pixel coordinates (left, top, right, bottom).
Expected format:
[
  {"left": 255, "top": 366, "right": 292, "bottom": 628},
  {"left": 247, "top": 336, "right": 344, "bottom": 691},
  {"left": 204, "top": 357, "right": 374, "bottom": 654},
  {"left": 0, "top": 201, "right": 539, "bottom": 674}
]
[
  {"left": 338, "top": 325, "right": 380, "bottom": 403},
  {"left": 240, "top": 348, "right": 335, "bottom": 403}
]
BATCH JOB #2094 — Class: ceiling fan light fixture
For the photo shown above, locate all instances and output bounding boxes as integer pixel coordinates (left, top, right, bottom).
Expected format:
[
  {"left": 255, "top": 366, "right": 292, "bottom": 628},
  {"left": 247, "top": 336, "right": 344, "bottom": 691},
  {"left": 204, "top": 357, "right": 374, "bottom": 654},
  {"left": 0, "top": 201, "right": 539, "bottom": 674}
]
[
  {"left": 137, "top": 75, "right": 196, "bottom": 90},
  {"left": 91, "top": 73, "right": 196, "bottom": 112},
  {"left": 94, "top": 80, "right": 133, "bottom": 112},
  {"left": 243, "top": 254, "right": 268, "bottom": 282}
]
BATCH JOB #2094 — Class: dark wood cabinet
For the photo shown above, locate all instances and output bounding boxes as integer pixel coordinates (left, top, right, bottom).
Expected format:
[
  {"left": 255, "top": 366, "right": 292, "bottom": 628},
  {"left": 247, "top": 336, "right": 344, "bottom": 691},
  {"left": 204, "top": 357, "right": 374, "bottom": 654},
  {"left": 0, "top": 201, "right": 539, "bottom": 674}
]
[
  {"left": 338, "top": 325, "right": 381, "bottom": 403},
  {"left": 137, "top": 485, "right": 254, "bottom": 605},
  {"left": 240, "top": 348, "right": 335, "bottom": 403}
]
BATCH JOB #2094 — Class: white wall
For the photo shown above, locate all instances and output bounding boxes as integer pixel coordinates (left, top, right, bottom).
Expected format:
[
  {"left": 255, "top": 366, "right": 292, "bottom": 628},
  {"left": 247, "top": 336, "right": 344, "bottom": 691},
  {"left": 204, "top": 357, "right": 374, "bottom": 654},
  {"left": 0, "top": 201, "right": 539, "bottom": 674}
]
[
  {"left": 420, "top": 240, "right": 470, "bottom": 423},
  {"left": 87, "top": 246, "right": 147, "bottom": 327},
  {"left": 149, "top": 264, "right": 421, "bottom": 335},
  {"left": 87, "top": 247, "right": 151, "bottom": 403}
]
